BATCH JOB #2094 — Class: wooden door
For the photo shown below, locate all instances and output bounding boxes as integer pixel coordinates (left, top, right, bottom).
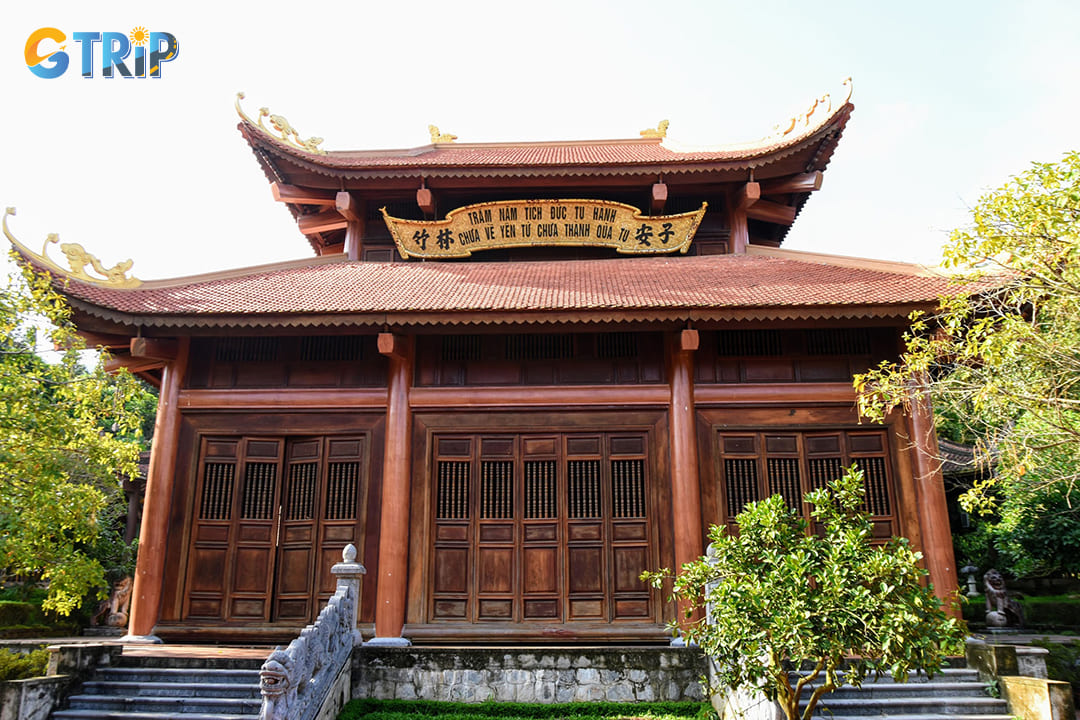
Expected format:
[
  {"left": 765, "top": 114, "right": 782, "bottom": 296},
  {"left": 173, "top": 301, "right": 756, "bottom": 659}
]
[
  {"left": 429, "top": 431, "right": 653, "bottom": 626},
  {"left": 183, "top": 435, "right": 366, "bottom": 625}
]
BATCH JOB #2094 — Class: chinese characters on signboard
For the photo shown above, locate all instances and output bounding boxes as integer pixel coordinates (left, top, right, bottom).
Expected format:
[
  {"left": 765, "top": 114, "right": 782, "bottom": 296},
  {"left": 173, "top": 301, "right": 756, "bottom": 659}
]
[{"left": 382, "top": 199, "right": 707, "bottom": 259}]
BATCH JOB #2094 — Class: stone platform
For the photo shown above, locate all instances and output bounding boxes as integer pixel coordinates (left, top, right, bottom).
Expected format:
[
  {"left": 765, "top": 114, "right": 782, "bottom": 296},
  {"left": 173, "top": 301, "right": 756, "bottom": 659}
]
[{"left": 353, "top": 646, "right": 707, "bottom": 703}]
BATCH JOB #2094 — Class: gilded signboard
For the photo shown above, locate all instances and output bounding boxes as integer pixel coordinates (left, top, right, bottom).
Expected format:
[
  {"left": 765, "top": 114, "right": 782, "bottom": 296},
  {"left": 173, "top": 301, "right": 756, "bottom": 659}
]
[{"left": 382, "top": 199, "right": 707, "bottom": 259}]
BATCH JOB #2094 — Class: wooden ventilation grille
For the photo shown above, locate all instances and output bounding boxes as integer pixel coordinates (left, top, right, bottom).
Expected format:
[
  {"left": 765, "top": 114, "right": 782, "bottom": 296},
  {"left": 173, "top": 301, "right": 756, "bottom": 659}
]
[
  {"left": 325, "top": 462, "right": 360, "bottom": 520},
  {"left": 611, "top": 459, "right": 646, "bottom": 518},
  {"left": 808, "top": 457, "right": 845, "bottom": 493},
  {"left": 767, "top": 458, "right": 802, "bottom": 510},
  {"left": 240, "top": 462, "right": 277, "bottom": 520},
  {"left": 857, "top": 457, "right": 891, "bottom": 516},
  {"left": 598, "top": 332, "right": 639, "bottom": 359},
  {"left": 442, "top": 336, "right": 482, "bottom": 362},
  {"left": 436, "top": 461, "right": 470, "bottom": 520},
  {"left": 717, "top": 330, "right": 782, "bottom": 357},
  {"left": 524, "top": 460, "right": 557, "bottom": 519},
  {"left": 481, "top": 460, "right": 514, "bottom": 519},
  {"left": 724, "top": 458, "right": 760, "bottom": 516},
  {"left": 284, "top": 462, "right": 317, "bottom": 520},
  {"left": 806, "top": 329, "right": 872, "bottom": 356},
  {"left": 215, "top": 338, "right": 280, "bottom": 363},
  {"left": 505, "top": 335, "right": 575, "bottom": 361},
  {"left": 568, "top": 460, "right": 601, "bottom": 519},
  {"left": 300, "top": 336, "right": 363, "bottom": 362},
  {"left": 200, "top": 462, "right": 235, "bottom": 520}
]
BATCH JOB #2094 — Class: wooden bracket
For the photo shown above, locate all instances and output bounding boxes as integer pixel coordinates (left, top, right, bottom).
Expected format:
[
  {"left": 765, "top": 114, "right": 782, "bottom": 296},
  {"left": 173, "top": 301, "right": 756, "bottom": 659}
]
[
  {"left": 760, "top": 171, "right": 822, "bottom": 195},
  {"left": 678, "top": 328, "right": 699, "bottom": 352},
  {"left": 417, "top": 187, "right": 435, "bottom": 216},
  {"left": 378, "top": 332, "right": 408, "bottom": 359},
  {"left": 651, "top": 182, "right": 668, "bottom": 215},
  {"left": 736, "top": 182, "right": 761, "bottom": 211},
  {"left": 130, "top": 337, "right": 178, "bottom": 362},
  {"left": 746, "top": 199, "right": 797, "bottom": 225},
  {"left": 271, "top": 182, "right": 337, "bottom": 206},
  {"left": 298, "top": 208, "right": 349, "bottom": 234}
]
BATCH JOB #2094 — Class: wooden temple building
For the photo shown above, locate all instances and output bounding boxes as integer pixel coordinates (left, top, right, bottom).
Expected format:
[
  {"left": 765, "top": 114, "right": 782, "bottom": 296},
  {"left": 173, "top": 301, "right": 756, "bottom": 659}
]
[{"left": 6, "top": 84, "right": 962, "bottom": 645}]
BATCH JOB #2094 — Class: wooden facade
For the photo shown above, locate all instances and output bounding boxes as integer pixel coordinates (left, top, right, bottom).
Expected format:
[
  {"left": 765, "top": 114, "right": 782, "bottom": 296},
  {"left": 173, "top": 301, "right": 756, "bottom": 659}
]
[{"left": 7, "top": 92, "right": 962, "bottom": 644}]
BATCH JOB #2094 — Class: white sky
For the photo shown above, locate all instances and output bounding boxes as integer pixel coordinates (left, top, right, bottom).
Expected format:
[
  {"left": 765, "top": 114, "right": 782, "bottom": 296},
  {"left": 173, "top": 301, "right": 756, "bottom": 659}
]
[{"left": 2, "top": 0, "right": 1078, "bottom": 281}]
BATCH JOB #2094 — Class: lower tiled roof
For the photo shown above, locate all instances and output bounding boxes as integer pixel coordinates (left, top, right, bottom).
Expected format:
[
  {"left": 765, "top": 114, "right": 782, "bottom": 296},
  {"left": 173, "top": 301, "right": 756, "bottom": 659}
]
[{"left": 55, "top": 250, "right": 966, "bottom": 329}]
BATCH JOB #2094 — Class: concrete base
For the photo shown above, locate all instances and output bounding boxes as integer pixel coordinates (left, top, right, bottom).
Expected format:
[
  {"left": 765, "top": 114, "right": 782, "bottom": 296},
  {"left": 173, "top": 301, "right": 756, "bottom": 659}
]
[
  {"left": 117, "top": 634, "right": 163, "bottom": 644},
  {"left": 363, "top": 636, "right": 411, "bottom": 647}
]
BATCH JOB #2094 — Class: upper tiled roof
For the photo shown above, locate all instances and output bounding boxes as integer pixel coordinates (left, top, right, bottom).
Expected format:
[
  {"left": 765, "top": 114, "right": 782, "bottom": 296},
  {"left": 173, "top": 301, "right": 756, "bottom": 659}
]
[
  {"left": 239, "top": 103, "right": 852, "bottom": 180},
  {"left": 44, "top": 248, "right": 964, "bottom": 330}
]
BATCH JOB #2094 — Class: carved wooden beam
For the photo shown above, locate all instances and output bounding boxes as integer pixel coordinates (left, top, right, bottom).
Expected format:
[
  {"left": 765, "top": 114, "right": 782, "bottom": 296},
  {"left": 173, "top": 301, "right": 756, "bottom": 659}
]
[
  {"left": 760, "top": 171, "right": 823, "bottom": 195},
  {"left": 746, "top": 199, "right": 797, "bottom": 225},
  {"left": 130, "top": 337, "right": 179, "bottom": 362},
  {"left": 105, "top": 356, "right": 166, "bottom": 374},
  {"left": 271, "top": 182, "right": 337, "bottom": 206},
  {"left": 651, "top": 182, "right": 668, "bottom": 215},
  {"left": 79, "top": 332, "right": 132, "bottom": 351},
  {"left": 298, "top": 208, "right": 349, "bottom": 234},
  {"left": 736, "top": 182, "right": 761, "bottom": 211}
]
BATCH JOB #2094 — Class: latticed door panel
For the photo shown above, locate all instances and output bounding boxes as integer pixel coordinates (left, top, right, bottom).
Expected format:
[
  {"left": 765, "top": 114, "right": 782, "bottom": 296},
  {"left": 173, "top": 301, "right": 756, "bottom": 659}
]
[
  {"left": 429, "top": 431, "right": 654, "bottom": 626},
  {"left": 716, "top": 429, "right": 898, "bottom": 541}
]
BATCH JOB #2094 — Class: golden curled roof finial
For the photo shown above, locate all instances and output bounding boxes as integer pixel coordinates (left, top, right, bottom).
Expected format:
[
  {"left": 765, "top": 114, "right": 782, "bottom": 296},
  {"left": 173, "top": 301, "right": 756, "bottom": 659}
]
[
  {"left": 235, "top": 91, "right": 327, "bottom": 155},
  {"left": 428, "top": 125, "right": 457, "bottom": 144},
  {"left": 640, "top": 120, "right": 669, "bottom": 139},
  {"left": 3, "top": 207, "right": 141, "bottom": 288}
]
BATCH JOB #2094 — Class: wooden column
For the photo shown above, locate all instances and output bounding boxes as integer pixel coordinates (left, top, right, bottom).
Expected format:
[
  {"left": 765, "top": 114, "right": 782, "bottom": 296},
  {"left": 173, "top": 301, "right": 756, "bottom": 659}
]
[
  {"left": 728, "top": 182, "right": 759, "bottom": 254},
  {"left": 123, "top": 337, "right": 190, "bottom": 642},
  {"left": 907, "top": 381, "right": 961, "bottom": 618},
  {"left": 369, "top": 332, "right": 414, "bottom": 645},
  {"left": 336, "top": 191, "right": 365, "bottom": 261},
  {"left": 668, "top": 329, "right": 704, "bottom": 633}
]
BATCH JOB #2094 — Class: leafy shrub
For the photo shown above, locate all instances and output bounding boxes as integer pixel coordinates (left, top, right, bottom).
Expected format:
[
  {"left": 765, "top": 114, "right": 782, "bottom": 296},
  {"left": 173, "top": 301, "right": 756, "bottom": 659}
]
[{"left": 0, "top": 647, "right": 49, "bottom": 682}]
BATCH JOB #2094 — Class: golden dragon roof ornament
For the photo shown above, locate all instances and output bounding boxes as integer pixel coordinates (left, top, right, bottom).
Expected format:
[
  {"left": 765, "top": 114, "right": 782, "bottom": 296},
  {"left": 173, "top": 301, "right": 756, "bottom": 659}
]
[
  {"left": 235, "top": 92, "right": 327, "bottom": 155},
  {"left": 3, "top": 208, "right": 141, "bottom": 288},
  {"left": 768, "top": 77, "right": 853, "bottom": 139}
]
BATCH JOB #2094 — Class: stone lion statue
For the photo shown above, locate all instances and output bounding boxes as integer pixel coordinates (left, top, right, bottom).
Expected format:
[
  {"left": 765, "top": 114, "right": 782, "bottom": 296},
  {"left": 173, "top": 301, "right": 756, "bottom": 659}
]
[{"left": 983, "top": 569, "right": 1023, "bottom": 627}]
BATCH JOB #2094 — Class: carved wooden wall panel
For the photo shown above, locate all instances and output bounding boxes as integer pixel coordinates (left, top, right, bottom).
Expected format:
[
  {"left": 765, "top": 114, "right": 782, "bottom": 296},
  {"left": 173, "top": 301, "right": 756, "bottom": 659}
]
[
  {"left": 716, "top": 429, "right": 897, "bottom": 540},
  {"left": 183, "top": 433, "right": 367, "bottom": 625},
  {"left": 429, "top": 431, "right": 653, "bottom": 628}
]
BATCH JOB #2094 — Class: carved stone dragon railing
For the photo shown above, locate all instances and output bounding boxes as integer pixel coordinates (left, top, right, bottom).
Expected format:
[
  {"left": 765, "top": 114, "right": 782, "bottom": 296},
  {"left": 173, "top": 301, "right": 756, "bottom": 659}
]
[{"left": 259, "top": 545, "right": 365, "bottom": 720}]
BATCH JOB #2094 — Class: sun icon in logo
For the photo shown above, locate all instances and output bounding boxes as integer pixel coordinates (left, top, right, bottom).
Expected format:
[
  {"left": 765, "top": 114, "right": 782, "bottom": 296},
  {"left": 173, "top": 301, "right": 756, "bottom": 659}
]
[{"left": 129, "top": 26, "right": 149, "bottom": 46}]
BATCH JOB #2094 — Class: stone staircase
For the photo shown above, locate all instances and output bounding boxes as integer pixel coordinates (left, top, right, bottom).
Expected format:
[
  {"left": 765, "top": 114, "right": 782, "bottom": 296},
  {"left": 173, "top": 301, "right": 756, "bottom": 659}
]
[
  {"left": 51, "top": 654, "right": 261, "bottom": 719},
  {"left": 802, "top": 666, "right": 1012, "bottom": 720}
]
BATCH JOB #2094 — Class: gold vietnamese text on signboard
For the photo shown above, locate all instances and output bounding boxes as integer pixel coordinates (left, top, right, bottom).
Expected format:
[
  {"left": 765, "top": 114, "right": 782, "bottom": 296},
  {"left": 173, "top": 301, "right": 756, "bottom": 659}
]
[{"left": 382, "top": 199, "right": 707, "bottom": 259}]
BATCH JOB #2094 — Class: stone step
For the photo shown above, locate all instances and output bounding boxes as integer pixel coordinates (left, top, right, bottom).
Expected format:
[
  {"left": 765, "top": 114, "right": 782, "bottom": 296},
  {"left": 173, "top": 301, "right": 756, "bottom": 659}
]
[
  {"left": 805, "top": 681, "right": 993, "bottom": 699},
  {"left": 115, "top": 655, "right": 264, "bottom": 671},
  {"left": 53, "top": 712, "right": 254, "bottom": 720},
  {"left": 94, "top": 666, "right": 261, "bottom": 685},
  {"left": 62, "top": 693, "right": 261, "bottom": 715},
  {"left": 805, "top": 695, "right": 1009, "bottom": 716},
  {"left": 81, "top": 680, "right": 260, "bottom": 699}
]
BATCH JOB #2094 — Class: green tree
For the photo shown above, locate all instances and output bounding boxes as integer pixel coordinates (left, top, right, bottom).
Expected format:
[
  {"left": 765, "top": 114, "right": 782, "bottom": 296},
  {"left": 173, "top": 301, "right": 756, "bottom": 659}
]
[
  {"left": 645, "top": 468, "right": 965, "bottom": 720},
  {"left": 0, "top": 256, "right": 148, "bottom": 614},
  {"left": 856, "top": 151, "right": 1080, "bottom": 576}
]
